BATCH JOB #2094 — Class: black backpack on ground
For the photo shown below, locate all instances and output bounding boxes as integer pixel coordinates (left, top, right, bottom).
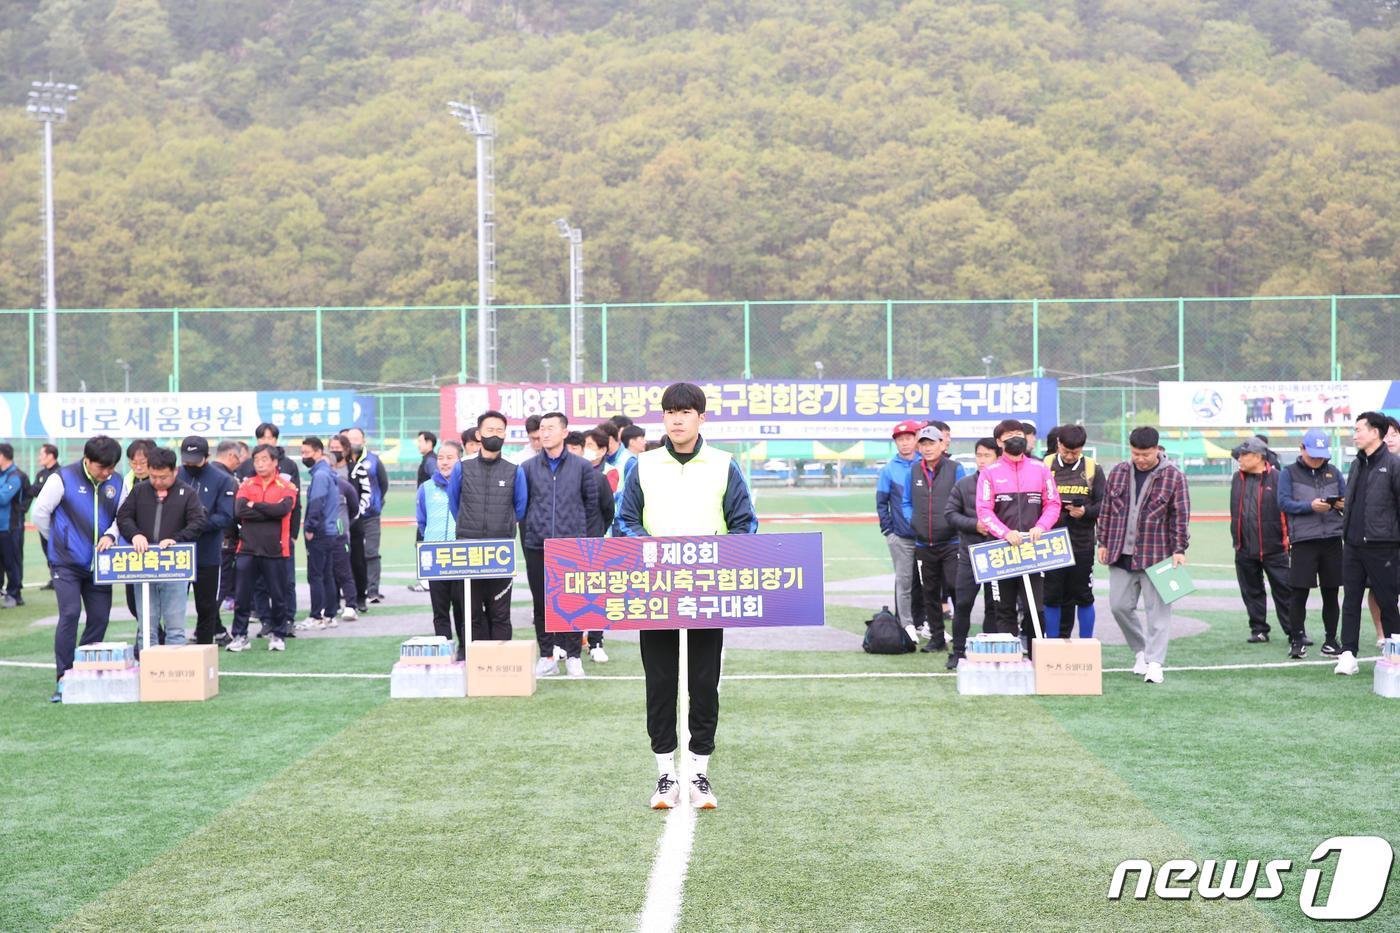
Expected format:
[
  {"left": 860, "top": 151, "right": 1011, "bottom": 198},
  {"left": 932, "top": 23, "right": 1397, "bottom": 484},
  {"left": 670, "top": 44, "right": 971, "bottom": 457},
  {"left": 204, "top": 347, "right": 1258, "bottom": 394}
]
[{"left": 863, "top": 606, "right": 915, "bottom": 654}]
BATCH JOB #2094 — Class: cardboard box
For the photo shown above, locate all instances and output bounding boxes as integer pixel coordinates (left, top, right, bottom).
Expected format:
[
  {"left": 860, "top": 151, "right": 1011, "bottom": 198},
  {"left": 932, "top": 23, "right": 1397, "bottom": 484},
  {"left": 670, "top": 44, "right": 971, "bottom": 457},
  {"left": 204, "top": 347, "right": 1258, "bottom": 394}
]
[
  {"left": 467, "top": 640, "right": 537, "bottom": 697},
  {"left": 139, "top": 645, "right": 219, "bottom": 702},
  {"left": 1033, "top": 638, "right": 1102, "bottom": 696}
]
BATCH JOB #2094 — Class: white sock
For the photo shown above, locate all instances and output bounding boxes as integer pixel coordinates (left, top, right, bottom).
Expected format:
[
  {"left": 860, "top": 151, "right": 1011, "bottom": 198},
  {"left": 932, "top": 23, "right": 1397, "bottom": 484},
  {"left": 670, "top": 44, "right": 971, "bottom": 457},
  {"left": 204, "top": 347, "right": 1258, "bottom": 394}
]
[
  {"left": 688, "top": 752, "right": 709, "bottom": 776},
  {"left": 656, "top": 752, "right": 675, "bottom": 778}
]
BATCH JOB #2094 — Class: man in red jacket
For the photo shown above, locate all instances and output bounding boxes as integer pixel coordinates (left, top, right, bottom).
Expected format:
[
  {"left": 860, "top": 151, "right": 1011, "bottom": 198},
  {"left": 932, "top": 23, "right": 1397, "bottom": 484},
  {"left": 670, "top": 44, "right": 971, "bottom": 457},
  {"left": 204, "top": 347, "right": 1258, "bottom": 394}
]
[
  {"left": 228, "top": 445, "right": 298, "bottom": 653},
  {"left": 975, "top": 419, "right": 1061, "bottom": 649}
]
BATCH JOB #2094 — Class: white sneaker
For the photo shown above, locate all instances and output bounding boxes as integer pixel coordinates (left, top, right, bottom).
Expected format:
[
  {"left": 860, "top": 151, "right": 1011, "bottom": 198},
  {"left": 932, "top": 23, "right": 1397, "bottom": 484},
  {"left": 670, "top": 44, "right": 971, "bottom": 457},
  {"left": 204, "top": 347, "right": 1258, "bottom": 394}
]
[
  {"left": 553, "top": 645, "right": 567, "bottom": 661},
  {"left": 1132, "top": 651, "right": 1148, "bottom": 676},
  {"left": 1334, "top": 651, "right": 1359, "bottom": 676},
  {"left": 324, "top": 615, "right": 338, "bottom": 628},
  {"left": 226, "top": 635, "right": 249, "bottom": 652},
  {"left": 268, "top": 636, "right": 286, "bottom": 652},
  {"left": 650, "top": 774, "right": 681, "bottom": 810},
  {"left": 535, "top": 656, "right": 559, "bottom": 677},
  {"left": 1143, "top": 662, "right": 1164, "bottom": 684},
  {"left": 917, "top": 623, "right": 932, "bottom": 640},
  {"left": 904, "top": 623, "right": 919, "bottom": 644},
  {"left": 294, "top": 617, "right": 315, "bottom": 631},
  {"left": 409, "top": 581, "right": 429, "bottom": 593},
  {"left": 565, "top": 657, "right": 585, "bottom": 678},
  {"left": 590, "top": 646, "right": 610, "bottom": 663},
  {"left": 339, "top": 607, "right": 357, "bottom": 622},
  {"left": 689, "top": 773, "right": 717, "bottom": 810}
]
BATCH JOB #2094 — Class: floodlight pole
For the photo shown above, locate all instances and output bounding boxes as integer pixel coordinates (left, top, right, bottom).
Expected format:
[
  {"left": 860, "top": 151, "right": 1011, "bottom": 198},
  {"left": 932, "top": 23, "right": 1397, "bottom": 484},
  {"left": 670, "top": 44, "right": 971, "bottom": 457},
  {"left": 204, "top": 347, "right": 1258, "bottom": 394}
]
[
  {"left": 26, "top": 80, "right": 78, "bottom": 393},
  {"left": 448, "top": 99, "right": 497, "bottom": 384},
  {"left": 555, "top": 219, "right": 583, "bottom": 383}
]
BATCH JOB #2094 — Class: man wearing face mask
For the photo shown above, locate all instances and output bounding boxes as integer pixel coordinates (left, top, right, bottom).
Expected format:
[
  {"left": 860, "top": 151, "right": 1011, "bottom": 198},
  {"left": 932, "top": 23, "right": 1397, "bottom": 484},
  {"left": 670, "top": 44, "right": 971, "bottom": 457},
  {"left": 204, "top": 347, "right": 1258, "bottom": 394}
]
[
  {"left": 446, "top": 410, "right": 527, "bottom": 642},
  {"left": 975, "top": 419, "right": 1062, "bottom": 652},
  {"left": 177, "top": 436, "right": 239, "bottom": 645},
  {"left": 326, "top": 433, "right": 361, "bottom": 622}
]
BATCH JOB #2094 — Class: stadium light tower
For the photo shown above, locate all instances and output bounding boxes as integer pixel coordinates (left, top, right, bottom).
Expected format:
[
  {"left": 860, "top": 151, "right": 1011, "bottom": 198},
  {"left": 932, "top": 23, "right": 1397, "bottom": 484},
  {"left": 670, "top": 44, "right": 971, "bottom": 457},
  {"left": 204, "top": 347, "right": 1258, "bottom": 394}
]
[
  {"left": 448, "top": 98, "right": 497, "bottom": 383},
  {"left": 26, "top": 80, "right": 79, "bottom": 393},
  {"left": 554, "top": 218, "right": 583, "bottom": 384}
]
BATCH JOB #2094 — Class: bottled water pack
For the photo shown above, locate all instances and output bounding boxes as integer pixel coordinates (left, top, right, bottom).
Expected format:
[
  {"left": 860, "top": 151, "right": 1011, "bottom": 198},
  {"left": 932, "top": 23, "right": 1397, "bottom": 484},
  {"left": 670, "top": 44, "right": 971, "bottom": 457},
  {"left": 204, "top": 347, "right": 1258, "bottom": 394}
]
[
  {"left": 62, "top": 667, "right": 141, "bottom": 704},
  {"left": 957, "top": 659, "right": 1036, "bottom": 696},
  {"left": 1374, "top": 660, "right": 1400, "bottom": 699},
  {"left": 390, "top": 661, "right": 467, "bottom": 699}
]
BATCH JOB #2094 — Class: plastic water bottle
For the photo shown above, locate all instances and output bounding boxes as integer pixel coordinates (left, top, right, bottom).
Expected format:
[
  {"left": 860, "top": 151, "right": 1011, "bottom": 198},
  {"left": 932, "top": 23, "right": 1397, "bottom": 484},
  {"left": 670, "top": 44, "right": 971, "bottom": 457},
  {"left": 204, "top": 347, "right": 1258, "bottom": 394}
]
[{"left": 1375, "top": 661, "right": 1400, "bottom": 699}]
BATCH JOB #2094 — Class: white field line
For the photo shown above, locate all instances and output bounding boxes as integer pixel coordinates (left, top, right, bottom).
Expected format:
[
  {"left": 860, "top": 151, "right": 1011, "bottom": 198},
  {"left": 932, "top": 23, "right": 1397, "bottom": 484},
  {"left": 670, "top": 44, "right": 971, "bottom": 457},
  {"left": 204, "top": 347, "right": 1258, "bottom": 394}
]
[
  {"left": 1, "top": 657, "right": 1382, "bottom": 681},
  {"left": 637, "top": 803, "right": 697, "bottom": 933}
]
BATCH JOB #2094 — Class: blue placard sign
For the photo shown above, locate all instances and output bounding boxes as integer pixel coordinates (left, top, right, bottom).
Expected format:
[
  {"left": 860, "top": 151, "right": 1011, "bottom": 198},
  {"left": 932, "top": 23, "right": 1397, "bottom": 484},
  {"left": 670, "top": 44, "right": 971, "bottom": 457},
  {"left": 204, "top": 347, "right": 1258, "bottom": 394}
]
[
  {"left": 968, "top": 527, "right": 1077, "bottom": 585},
  {"left": 417, "top": 540, "right": 516, "bottom": 581},
  {"left": 94, "top": 544, "right": 198, "bottom": 584}
]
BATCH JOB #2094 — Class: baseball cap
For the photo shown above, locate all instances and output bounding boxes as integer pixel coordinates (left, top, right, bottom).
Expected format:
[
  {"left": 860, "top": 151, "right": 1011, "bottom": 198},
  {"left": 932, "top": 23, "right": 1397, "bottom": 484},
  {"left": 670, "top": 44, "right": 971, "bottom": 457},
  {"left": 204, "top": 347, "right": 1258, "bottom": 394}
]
[
  {"left": 1301, "top": 429, "right": 1330, "bottom": 458},
  {"left": 1237, "top": 437, "right": 1269, "bottom": 457},
  {"left": 915, "top": 425, "right": 943, "bottom": 442},
  {"left": 892, "top": 420, "right": 924, "bottom": 438},
  {"left": 180, "top": 435, "right": 209, "bottom": 464}
]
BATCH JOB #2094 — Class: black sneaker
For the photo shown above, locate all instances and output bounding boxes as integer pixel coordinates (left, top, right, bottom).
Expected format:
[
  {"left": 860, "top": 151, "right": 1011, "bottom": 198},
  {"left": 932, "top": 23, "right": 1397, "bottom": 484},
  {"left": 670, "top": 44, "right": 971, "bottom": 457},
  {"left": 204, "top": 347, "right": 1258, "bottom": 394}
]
[
  {"left": 39, "top": 581, "right": 55, "bottom": 591},
  {"left": 1299, "top": 635, "right": 1314, "bottom": 647},
  {"left": 920, "top": 639, "right": 948, "bottom": 654},
  {"left": 1246, "top": 631, "right": 1270, "bottom": 644},
  {"left": 355, "top": 603, "right": 368, "bottom": 613},
  {"left": 214, "top": 632, "right": 233, "bottom": 648},
  {"left": 367, "top": 595, "right": 383, "bottom": 604},
  {"left": 1289, "top": 642, "right": 1307, "bottom": 659},
  {"left": 12, "top": 596, "right": 24, "bottom": 607},
  {"left": 1320, "top": 639, "right": 1342, "bottom": 656},
  {"left": 945, "top": 652, "right": 962, "bottom": 671},
  {"left": 49, "top": 686, "right": 63, "bottom": 703}
]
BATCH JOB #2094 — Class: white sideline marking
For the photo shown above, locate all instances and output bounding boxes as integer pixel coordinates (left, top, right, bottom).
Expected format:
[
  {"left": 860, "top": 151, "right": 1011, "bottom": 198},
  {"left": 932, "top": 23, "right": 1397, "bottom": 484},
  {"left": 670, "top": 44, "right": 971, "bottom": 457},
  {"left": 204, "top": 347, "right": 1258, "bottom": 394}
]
[
  {"left": 637, "top": 802, "right": 697, "bottom": 933},
  {"left": 0, "top": 656, "right": 1381, "bottom": 682}
]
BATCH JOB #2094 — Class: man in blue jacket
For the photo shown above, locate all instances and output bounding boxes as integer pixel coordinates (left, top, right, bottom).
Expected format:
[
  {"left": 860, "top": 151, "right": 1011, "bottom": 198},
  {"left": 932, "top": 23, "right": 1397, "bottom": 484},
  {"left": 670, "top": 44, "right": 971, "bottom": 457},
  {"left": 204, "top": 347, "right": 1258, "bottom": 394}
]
[
  {"left": 300, "top": 436, "right": 343, "bottom": 629},
  {"left": 30, "top": 435, "right": 125, "bottom": 702},
  {"left": 177, "top": 436, "right": 239, "bottom": 645},
  {"left": 346, "top": 427, "right": 389, "bottom": 604},
  {"left": 520, "top": 411, "right": 600, "bottom": 678},
  {"left": 0, "top": 443, "right": 24, "bottom": 609},
  {"left": 877, "top": 419, "right": 926, "bottom": 642}
]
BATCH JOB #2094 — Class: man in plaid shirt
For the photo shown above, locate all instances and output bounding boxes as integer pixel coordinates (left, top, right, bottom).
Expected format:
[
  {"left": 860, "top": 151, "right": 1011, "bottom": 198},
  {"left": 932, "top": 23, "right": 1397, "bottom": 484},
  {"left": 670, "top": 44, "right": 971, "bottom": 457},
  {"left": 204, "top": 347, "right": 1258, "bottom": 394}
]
[{"left": 1097, "top": 426, "right": 1191, "bottom": 684}]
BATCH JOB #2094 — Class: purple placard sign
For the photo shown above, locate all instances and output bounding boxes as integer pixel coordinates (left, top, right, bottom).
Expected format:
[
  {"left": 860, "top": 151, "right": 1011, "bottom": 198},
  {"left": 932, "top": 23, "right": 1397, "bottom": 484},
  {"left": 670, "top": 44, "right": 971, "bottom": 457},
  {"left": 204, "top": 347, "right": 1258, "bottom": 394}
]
[{"left": 544, "top": 533, "right": 824, "bottom": 632}]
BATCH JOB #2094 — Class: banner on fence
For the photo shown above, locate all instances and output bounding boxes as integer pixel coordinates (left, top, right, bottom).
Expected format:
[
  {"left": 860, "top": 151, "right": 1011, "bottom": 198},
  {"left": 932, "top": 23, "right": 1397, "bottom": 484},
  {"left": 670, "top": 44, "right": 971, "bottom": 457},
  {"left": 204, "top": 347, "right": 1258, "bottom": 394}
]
[
  {"left": 1158, "top": 381, "right": 1400, "bottom": 429},
  {"left": 441, "top": 379, "right": 1058, "bottom": 442},
  {"left": 543, "top": 533, "right": 824, "bottom": 632},
  {"left": 0, "top": 391, "right": 374, "bottom": 439}
]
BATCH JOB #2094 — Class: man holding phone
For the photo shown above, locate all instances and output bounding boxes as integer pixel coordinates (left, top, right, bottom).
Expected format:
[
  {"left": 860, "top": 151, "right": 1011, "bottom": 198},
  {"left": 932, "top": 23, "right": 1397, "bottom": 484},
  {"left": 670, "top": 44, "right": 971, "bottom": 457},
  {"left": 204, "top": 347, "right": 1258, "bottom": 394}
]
[
  {"left": 1277, "top": 429, "right": 1346, "bottom": 657},
  {"left": 1042, "top": 425, "right": 1104, "bottom": 639}
]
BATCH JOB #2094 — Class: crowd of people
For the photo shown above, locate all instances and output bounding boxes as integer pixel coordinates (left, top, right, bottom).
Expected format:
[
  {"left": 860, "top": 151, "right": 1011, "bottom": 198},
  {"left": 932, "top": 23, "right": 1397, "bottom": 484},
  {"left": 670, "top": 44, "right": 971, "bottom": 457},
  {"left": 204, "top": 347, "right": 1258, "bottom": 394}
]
[{"left": 876, "top": 413, "right": 1400, "bottom": 683}]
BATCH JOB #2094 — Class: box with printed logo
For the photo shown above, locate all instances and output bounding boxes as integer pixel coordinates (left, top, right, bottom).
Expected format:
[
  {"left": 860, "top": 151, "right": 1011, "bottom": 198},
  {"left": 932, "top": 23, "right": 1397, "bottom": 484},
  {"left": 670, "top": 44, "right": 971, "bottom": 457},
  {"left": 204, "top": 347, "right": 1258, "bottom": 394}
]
[
  {"left": 139, "top": 645, "right": 219, "bottom": 702},
  {"left": 1033, "top": 638, "right": 1102, "bottom": 696},
  {"left": 467, "top": 640, "right": 537, "bottom": 697}
]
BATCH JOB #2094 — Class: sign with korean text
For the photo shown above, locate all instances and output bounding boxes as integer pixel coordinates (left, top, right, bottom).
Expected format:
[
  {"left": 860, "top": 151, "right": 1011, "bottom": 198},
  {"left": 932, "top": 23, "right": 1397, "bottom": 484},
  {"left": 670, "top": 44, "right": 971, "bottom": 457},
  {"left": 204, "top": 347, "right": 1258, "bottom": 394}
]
[
  {"left": 442, "top": 379, "right": 1058, "bottom": 441},
  {"left": 416, "top": 539, "right": 516, "bottom": 581},
  {"left": 94, "top": 544, "right": 198, "bottom": 585},
  {"left": 543, "top": 533, "right": 824, "bottom": 632},
  {"left": 0, "top": 391, "right": 374, "bottom": 439},
  {"left": 968, "top": 528, "right": 1077, "bottom": 584}
]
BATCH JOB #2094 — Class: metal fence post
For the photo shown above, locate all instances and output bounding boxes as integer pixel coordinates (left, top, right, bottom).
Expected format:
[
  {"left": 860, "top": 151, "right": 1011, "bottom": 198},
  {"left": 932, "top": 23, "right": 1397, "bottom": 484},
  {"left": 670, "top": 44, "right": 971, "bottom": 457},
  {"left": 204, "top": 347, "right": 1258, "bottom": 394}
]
[
  {"left": 1177, "top": 297, "right": 1185, "bottom": 381},
  {"left": 600, "top": 303, "right": 609, "bottom": 382},
  {"left": 316, "top": 307, "right": 325, "bottom": 390},
  {"left": 1031, "top": 298, "right": 1040, "bottom": 377},
  {"left": 458, "top": 305, "right": 467, "bottom": 384},
  {"left": 171, "top": 308, "right": 181, "bottom": 391},
  {"left": 1330, "top": 295, "right": 1339, "bottom": 380},
  {"left": 743, "top": 301, "right": 752, "bottom": 379},
  {"left": 885, "top": 300, "right": 893, "bottom": 380},
  {"left": 27, "top": 308, "right": 36, "bottom": 393}
]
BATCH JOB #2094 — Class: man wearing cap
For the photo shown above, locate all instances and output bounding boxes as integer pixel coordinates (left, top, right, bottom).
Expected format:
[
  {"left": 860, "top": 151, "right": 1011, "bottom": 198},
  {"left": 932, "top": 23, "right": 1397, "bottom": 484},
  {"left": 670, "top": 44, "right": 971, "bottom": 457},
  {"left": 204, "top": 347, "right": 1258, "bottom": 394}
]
[
  {"left": 177, "top": 436, "right": 240, "bottom": 645},
  {"left": 877, "top": 420, "right": 927, "bottom": 642},
  {"left": 1278, "top": 429, "right": 1346, "bottom": 657},
  {"left": 901, "top": 422, "right": 965, "bottom": 651},
  {"left": 1231, "top": 437, "right": 1298, "bottom": 652}
]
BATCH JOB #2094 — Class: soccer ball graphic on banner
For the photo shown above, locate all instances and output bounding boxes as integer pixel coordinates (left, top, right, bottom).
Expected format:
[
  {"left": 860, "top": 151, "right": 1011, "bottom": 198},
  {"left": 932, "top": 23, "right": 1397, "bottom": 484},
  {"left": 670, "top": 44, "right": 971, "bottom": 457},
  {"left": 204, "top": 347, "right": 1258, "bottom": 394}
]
[{"left": 1192, "top": 389, "right": 1223, "bottom": 421}]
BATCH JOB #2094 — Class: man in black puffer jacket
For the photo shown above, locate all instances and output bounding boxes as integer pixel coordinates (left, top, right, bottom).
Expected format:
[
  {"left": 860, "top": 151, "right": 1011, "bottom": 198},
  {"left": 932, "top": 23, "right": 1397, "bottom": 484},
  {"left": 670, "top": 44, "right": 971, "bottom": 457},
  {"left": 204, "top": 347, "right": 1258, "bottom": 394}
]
[
  {"left": 520, "top": 411, "right": 600, "bottom": 678},
  {"left": 1231, "top": 437, "right": 1296, "bottom": 652},
  {"left": 1336, "top": 412, "right": 1400, "bottom": 675},
  {"left": 942, "top": 438, "right": 1002, "bottom": 670}
]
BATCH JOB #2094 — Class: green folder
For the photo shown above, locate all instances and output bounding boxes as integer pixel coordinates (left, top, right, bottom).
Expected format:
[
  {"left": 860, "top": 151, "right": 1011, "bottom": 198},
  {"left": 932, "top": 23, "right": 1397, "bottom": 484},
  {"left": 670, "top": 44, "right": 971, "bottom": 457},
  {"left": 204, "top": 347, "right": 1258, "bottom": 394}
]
[{"left": 1146, "top": 558, "right": 1195, "bottom": 604}]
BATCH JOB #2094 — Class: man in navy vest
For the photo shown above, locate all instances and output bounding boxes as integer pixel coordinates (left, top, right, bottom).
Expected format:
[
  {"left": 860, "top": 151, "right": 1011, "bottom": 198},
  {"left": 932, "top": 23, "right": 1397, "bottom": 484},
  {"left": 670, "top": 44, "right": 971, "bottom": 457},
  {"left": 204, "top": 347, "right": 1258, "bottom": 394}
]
[{"left": 31, "top": 435, "right": 125, "bottom": 702}]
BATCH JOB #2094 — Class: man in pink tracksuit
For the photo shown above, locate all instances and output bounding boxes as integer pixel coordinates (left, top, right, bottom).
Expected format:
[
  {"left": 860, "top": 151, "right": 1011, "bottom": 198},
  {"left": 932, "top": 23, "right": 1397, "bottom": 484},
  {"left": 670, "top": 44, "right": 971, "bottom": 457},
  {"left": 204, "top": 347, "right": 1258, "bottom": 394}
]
[{"left": 976, "top": 419, "right": 1062, "bottom": 649}]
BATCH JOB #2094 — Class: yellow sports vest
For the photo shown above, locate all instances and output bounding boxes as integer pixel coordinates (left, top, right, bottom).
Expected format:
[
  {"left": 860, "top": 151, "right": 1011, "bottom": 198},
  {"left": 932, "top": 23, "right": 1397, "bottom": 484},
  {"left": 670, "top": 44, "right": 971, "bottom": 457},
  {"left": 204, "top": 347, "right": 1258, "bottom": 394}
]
[{"left": 637, "top": 442, "right": 732, "bottom": 535}]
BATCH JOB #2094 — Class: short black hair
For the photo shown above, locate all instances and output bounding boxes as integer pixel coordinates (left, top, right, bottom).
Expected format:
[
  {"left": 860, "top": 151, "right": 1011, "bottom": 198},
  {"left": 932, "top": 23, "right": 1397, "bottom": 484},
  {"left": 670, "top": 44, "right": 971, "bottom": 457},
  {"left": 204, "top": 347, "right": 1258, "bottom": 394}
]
[
  {"left": 85, "top": 436, "right": 122, "bottom": 468},
  {"left": 974, "top": 437, "right": 1000, "bottom": 454},
  {"left": 461, "top": 427, "right": 480, "bottom": 445},
  {"left": 41, "top": 443, "right": 59, "bottom": 459},
  {"left": 302, "top": 436, "right": 324, "bottom": 453},
  {"left": 928, "top": 420, "right": 951, "bottom": 435},
  {"left": 251, "top": 444, "right": 278, "bottom": 463},
  {"left": 609, "top": 415, "right": 634, "bottom": 429},
  {"left": 1020, "top": 421, "right": 1037, "bottom": 435},
  {"left": 621, "top": 425, "right": 645, "bottom": 446},
  {"left": 992, "top": 419, "right": 1023, "bottom": 440},
  {"left": 1358, "top": 412, "right": 1389, "bottom": 434},
  {"left": 126, "top": 438, "right": 156, "bottom": 461},
  {"left": 0, "top": 443, "right": 13, "bottom": 461},
  {"left": 564, "top": 431, "right": 585, "bottom": 449},
  {"left": 477, "top": 410, "right": 507, "bottom": 429},
  {"left": 541, "top": 411, "right": 569, "bottom": 429},
  {"left": 146, "top": 446, "right": 178, "bottom": 472},
  {"left": 524, "top": 415, "right": 542, "bottom": 433},
  {"left": 597, "top": 421, "right": 619, "bottom": 442},
  {"left": 585, "top": 428, "right": 610, "bottom": 450},
  {"left": 1129, "top": 426, "right": 1160, "bottom": 450},
  {"left": 1254, "top": 433, "right": 1270, "bottom": 445},
  {"left": 255, "top": 422, "right": 280, "bottom": 441},
  {"left": 418, "top": 430, "right": 437, "bottom": 447},
  {"left": 1044, "top": 427, "right": 1060, "bottom": 453},
  {"left": 1057, "top": 424, "right": 1087, "bottom": 450},
  {"left": 661, "top": 382, "right": 707, "bottom": 413}
]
